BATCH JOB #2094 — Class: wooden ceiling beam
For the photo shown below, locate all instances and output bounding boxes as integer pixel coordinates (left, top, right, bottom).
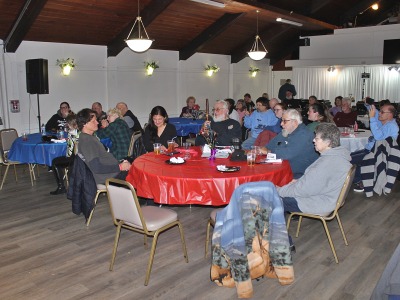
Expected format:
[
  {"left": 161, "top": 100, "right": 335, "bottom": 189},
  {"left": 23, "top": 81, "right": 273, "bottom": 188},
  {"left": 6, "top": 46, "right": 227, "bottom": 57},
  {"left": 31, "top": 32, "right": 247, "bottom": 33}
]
[
  {"left": 233, "top": 0, "right": 337, "bottom": 30},
  {"left": 4, "top": 0, "right": 48, "bottom": 53},
  {"left": 179, "top": 13, "right": 244, "bottom": 61},
  {"left": 107, "top": 0, "right": 174, "bottom": 57}
]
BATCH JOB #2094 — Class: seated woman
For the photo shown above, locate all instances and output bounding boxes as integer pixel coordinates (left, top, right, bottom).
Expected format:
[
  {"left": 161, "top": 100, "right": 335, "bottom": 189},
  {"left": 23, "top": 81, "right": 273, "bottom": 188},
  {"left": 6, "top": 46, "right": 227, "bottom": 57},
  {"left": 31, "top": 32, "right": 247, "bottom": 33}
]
[
  {"left": 329, "top": 96, "right": 342, "bottom": 116},
  {"left": 180, "top": 96, "right": 197, "bottom": 118},
  {"left": 143, "top": 106, "right": 177, "bottom": 152},
  {"left": 333, "top": 97, "right": 357, "bottom": 127},
  {"left": 224, "top": 98, "right": 240, "bottom": 123},
  {"left": 277, "top": 123, "right": 352, "bottom": 216},
  {"left": 97, "top": 108, "right": 131, "bottom": 161},
  {"left": 49, "top": 114, "right": 78, "bottom": 195},
  {"left": 235, "top": 99, "right": 246, "bottom": 126},
  {"left": 307, "top": 103, "right": 332, "bottom": 132},
  {"left": 253, "top": 103, "right": 286, "bottom": 146}
]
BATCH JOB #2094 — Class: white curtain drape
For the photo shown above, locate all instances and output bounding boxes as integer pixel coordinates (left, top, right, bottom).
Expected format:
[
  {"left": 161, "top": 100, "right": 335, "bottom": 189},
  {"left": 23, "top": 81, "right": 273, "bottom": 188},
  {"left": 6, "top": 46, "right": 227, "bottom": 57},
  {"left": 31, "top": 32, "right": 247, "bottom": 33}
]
[{"left": 293, "top": 66, "right": 400, "bottom": 103}]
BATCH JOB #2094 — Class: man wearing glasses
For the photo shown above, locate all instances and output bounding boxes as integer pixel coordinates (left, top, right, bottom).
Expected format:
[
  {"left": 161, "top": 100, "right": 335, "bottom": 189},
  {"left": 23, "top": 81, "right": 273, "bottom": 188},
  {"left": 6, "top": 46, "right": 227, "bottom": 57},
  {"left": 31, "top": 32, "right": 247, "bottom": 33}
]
[
  {"left": 45, "top": 101, "right": 71, "bottom": 132},
  {"left": 260, "top": 109, "right": 318, "bottom": 179},
  {"left": 352, "top": 104, "right": 399, "bottom": 192}
]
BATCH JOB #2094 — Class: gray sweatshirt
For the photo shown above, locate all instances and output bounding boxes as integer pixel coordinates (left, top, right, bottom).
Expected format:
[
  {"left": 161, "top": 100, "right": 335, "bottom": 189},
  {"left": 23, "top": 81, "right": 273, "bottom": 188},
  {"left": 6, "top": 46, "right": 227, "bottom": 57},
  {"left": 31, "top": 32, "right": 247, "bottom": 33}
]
[{"left": 277, "top": 146, "right": 352, "bottom": 216}]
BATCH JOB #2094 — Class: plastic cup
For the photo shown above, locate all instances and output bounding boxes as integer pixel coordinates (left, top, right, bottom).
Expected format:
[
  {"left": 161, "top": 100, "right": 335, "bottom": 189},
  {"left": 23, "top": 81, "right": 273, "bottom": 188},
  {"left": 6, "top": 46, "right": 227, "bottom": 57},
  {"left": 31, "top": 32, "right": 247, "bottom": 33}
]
[
  {"left": 22, "top": 132, "right": 28, "bottom": 141},
  {"left": 247, "top": 151, "right": 256, "bottom": 166},
  {"left": 183, "top": 142, "right": 191, "bottom": 159},
  {"left": 153, "top": 143, "right": 161, "bottom": 155},
  {"left": 167, "top": 140, "right": 175, "bottom": 152},
  {"left": 251, "top": 145, "right": 260, "bottom": 155}
]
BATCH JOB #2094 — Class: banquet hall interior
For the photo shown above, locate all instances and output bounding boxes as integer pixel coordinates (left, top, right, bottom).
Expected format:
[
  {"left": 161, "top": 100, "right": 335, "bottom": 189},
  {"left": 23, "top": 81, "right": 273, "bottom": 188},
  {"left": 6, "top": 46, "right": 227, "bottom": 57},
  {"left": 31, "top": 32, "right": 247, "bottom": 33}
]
[{"left": 0, "top": 0, "right": 400, "bottom": 299}]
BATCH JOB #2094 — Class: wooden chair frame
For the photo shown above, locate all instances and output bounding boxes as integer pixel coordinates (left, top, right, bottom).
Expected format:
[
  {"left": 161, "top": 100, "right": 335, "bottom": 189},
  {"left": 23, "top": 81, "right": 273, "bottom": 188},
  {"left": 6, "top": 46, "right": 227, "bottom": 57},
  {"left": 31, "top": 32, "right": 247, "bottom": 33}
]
[
  {"left": 106, "top": 178, "right": 188, "bottom": 285},
  {"left": 287, "top": 165, "right": 356, "bottom": 264}
]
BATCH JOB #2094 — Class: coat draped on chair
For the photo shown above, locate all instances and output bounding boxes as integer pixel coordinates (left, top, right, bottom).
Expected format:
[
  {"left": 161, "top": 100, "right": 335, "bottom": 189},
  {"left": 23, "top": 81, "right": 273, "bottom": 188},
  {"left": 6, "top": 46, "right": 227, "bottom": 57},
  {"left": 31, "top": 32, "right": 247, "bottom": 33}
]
[{"left": 211, "top": 181, "right": 294, "bottom": 298}]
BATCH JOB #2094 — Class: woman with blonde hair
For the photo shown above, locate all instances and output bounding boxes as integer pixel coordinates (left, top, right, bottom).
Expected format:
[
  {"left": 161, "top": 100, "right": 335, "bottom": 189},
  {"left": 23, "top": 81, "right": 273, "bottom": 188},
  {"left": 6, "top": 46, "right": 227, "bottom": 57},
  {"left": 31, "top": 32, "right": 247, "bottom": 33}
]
[{"left": 97, "top": 108, "right": 131, "bottom": 160}]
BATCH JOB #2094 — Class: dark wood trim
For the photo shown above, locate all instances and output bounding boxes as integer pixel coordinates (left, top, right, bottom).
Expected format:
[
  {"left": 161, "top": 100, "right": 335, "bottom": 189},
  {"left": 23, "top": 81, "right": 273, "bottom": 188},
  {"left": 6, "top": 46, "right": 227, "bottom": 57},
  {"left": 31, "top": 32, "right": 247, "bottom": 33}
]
[
  {"left": 179, "top": 13, "right": 244, "bottom": 61},
  {"left": 4, "top": 0, "right": 48, "bottom": 53}
]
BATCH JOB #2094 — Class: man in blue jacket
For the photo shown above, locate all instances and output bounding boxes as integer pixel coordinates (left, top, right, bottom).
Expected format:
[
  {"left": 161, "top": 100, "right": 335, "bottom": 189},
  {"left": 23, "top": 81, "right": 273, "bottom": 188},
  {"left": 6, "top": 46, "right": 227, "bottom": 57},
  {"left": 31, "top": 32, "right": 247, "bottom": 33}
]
[{"left": 261, "top": 109, "right": 318, "bottom": 179}]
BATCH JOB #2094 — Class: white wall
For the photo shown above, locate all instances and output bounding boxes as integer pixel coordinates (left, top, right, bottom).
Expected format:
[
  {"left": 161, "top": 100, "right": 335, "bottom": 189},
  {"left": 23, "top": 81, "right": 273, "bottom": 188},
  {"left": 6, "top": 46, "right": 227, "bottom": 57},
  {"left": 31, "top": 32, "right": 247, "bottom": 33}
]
[{"left": 0, "top": 41, "right": 271, "bottom": 134}]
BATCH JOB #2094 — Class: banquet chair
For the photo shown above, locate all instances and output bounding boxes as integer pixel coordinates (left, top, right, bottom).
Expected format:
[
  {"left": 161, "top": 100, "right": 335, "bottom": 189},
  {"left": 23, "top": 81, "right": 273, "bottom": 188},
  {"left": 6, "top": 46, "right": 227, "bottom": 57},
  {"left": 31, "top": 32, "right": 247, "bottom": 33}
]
[
  {"left": 86, "top": 184, "right": 107, "bottom": 227},
  {"left": 0, "top": 128, "right": 35, "bottom": 190},
  {"left": 127, "top": 132, "right": 142, "bottom": 157},
  {"left": 287, "top": 165, "right": 356, "bottom": 263},
  {"left": 106, "top": 178, "right": 188, "bottom": 286},
  {"left": 204, "top": 208, "right": 223, "bottom": 258}
]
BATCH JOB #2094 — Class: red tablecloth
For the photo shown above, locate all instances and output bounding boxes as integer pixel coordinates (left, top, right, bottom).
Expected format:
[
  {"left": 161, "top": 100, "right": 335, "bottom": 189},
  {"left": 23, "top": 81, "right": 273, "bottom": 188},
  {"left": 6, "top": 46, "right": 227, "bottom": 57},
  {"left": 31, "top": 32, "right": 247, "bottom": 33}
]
[{"left": 126, "top": 147, "right": 293, "bottom": 206}]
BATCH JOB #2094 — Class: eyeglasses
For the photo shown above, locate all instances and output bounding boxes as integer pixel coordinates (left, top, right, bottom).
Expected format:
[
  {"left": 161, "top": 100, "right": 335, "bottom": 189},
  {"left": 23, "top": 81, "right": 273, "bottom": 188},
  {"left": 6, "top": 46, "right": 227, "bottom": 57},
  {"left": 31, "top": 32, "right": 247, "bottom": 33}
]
[
  {"left": 281, "top": 119, "right": 293, "bottom": 124},
  {"left": 379, "top": 111, "right": 391, "bottom": 114},
  {"left": 214, "top": 107, "right": 225, "bottom": 112}
]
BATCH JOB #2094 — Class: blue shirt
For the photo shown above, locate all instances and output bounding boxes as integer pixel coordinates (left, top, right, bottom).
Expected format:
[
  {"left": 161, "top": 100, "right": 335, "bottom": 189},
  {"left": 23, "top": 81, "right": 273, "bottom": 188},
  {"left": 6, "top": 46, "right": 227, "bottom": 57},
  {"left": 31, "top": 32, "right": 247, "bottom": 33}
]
[
  {"left": 365, "top": 114, "right": 399, "bottom": 151},
  {"left": 244, "top": 109, "right": 278, "bottom": 138}
]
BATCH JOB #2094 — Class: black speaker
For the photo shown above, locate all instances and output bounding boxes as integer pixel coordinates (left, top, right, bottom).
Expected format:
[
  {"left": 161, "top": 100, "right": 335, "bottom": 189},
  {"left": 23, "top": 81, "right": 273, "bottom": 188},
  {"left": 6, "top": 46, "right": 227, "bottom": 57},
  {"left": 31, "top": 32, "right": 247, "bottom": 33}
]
[{"left": 26, "top": 59, "right": 49, "bottom": 94}]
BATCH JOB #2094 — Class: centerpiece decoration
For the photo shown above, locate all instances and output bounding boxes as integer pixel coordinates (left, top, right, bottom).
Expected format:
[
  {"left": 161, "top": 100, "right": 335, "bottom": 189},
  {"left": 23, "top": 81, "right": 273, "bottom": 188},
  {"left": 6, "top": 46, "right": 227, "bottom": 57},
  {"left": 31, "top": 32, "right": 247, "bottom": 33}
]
[
  {"left": 249, "top": 67, "right": 260, "bottom": 77},
  {"left": 200, "top": 124, "right": 217, "bottom": 160},
  {"left": 56, "top": 58, "right": 76, "bottom": 76},
  {"left": 144, "top": 61, "right": 159, "bottom": 76},
  {"left": 205, "top": 64, "right": 220, "bottom": 77}
]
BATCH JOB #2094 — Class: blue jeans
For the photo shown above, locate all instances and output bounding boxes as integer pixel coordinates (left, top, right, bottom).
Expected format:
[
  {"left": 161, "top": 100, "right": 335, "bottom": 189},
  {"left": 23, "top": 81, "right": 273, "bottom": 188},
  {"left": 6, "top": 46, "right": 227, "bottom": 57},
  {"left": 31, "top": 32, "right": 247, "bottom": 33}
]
[
  {"left": 281, "top": 196, "right": 302, "bottom": 213},
  {"left": 350, "top": 149, "right": 369, "bottom": 183}
]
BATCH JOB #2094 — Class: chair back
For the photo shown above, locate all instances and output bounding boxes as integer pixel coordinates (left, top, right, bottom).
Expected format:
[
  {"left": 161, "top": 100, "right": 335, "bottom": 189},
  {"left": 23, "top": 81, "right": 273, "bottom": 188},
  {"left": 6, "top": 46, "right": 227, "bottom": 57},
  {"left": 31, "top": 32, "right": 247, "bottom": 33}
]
[
  {"left": 106, "top": 178, "right": 147, "bottom": 232},
  {"left": 127, "top": 132, "right": 142, "bottom": 157},
  {"left": 331, "top": 165, "right": 356, "bottom": 216},
  {"left": 0, "top": 128, "right": 18, "bottom": 161}
]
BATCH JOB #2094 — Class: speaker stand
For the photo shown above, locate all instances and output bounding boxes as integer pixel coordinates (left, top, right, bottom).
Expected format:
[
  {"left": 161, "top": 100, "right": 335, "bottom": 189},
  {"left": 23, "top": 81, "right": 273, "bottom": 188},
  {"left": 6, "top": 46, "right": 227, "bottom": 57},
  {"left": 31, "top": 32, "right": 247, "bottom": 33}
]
[{"left": 36, "top": 94, "right": 41, "bottom": 130}]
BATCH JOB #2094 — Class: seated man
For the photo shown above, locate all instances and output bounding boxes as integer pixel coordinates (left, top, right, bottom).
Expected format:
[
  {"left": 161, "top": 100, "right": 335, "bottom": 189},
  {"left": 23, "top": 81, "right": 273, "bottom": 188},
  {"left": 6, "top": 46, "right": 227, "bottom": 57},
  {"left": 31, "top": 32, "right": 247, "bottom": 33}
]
[
  {"left": 278, "top": 123, "right": 352, "bottom": 216},
  {"left": 195, "top": 100, "right": 241, "bottom": 146},
  {"left": 352, "top": 103, "right": 399, "bottom": 192},
  {"left": 91, "top": 102, "right": 107, "bottom": 125},
  {"left": 116, "top": 102, "right": 143, "bottom": 134},
  {"left": 242, "top": 97, "right": 278, "bottom": 149},
  {"left": 333, "top": 97, "right": 357, "bottom": 127},
  {"left": 260, "top": 109, "right": 318, "bottom": 178},
  {"left": 76, "top": 108, "right": 131, "bottom": 184}
]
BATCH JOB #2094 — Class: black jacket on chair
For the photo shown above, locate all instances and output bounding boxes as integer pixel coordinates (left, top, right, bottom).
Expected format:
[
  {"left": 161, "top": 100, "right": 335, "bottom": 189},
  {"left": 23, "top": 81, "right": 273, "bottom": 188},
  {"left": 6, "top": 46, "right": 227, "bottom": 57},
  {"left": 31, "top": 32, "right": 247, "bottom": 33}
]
[{"left": 67, "top": 154, "right": 97, "bottom": 219}]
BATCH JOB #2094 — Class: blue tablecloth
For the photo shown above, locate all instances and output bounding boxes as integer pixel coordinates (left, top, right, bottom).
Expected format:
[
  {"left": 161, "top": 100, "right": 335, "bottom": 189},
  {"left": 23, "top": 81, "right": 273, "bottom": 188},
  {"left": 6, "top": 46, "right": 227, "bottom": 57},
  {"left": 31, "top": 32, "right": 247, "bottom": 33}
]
[
  {"left": 169, "top": 118, "right": 203, "bottom": 136},
  {"left": 8, "top": 133, "right": 66, "bottom": 166}
]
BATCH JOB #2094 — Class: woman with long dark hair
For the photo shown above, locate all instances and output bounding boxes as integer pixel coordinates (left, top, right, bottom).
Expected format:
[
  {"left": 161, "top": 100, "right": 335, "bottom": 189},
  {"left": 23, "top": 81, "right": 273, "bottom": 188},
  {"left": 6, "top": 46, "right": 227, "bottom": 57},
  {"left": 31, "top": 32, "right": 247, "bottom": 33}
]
[
  {"left": 307, "top": 103, "right": 332, "bottom": 132},
  {"left": 143, "top": 106, "right": 177, "bottom": 152}
]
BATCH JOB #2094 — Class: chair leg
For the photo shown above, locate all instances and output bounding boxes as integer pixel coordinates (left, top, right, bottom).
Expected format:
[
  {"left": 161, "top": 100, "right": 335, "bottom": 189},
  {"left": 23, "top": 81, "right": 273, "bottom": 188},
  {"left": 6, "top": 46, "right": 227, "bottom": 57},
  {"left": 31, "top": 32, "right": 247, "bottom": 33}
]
[
  {"left": 109, "top": 223, "right": 122, "bottom": 271},
  {"left": 143, "top": 235, "right": 148, "bottom": 248},
  {"left": 86, "top": 190, "right": 103, "bottom": 226},
  {"left": 145, "top": 231, "right": 160, "bottom": 286},
  {"left": 205, "top": 219, "right": 212, "bottom": 258},
  {"left": 13, "top": 165, "right": 18, "bottom": 182},
  {"left": 286, "top": 214, "right": 293, "bottom": 230},
  {"left": 177, "top": 222, "right": 188, "bottom": 263},
  {"left": 321, "top": 219, "right": 339, "bottom": 264},
  {"left": 295, "top": 216, "right": 303, "bottom": 237},
  {"left": 0, "top": 165, "right": 10, "bottom": 190},
  {"left": 336, "top": 214, "right": 348, "bottom": 246},
  {"left": 28, "top": 164, "right": 35, "bottom": 186}
]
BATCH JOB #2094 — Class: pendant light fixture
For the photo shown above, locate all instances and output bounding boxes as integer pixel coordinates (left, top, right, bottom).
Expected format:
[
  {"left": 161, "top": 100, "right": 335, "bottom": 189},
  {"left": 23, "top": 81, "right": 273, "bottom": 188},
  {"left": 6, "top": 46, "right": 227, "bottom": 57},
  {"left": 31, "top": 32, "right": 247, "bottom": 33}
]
[
  {"left": 248, "top": 10, "right": 268, "bottom": 61},
  {"left": 125, "top": 0, "right": 153, "bottom": 53}
]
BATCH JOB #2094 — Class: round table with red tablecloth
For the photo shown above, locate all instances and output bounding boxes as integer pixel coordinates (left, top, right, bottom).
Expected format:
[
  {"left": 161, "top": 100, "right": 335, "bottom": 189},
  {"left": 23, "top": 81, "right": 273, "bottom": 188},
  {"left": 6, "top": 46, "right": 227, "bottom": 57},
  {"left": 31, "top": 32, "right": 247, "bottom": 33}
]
[{"left": 126, "top": 146, "right": 293, "bottom": 206}]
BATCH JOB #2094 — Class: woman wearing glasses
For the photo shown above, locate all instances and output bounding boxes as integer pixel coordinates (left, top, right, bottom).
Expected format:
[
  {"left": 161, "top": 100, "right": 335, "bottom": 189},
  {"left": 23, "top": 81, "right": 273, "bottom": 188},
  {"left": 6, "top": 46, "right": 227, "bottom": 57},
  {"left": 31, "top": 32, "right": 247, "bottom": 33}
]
[{"left": 45, "top": 101, "right": 72, "bottom": 132}]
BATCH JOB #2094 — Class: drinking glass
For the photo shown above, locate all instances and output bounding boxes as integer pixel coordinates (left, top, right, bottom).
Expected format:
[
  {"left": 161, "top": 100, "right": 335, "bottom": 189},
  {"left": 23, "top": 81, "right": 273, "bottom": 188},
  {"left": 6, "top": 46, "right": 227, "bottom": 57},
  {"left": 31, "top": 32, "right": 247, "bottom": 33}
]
[
  {"left": 167, "top": 140, "right": 175, "bottom": 152},
  {"left": 247, "top": 151, "right": 256, "bottom": 166},
  {"left": 183, "top": 142, "right": 191, "bottom": 159},
  {"left": 22, "top": 132, "right": 28, "bottom": 141},
  {"left": 153, "top": 143, "right": 161, "bottom": 155}
]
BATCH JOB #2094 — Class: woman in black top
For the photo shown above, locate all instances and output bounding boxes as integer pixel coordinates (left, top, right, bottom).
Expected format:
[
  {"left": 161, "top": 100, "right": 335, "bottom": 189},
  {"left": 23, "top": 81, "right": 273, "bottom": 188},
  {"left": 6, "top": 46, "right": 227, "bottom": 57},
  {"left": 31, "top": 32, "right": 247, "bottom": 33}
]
[{"left": 143, "top": 106, "right": 177, "bottom": 152}]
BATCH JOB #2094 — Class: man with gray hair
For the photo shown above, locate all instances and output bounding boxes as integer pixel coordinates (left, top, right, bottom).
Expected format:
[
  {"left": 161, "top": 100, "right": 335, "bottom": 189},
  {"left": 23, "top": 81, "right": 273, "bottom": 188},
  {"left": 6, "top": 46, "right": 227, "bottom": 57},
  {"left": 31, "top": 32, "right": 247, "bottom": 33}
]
[
  {"left": 261, "top": 109, "right": 318, "bottom": 178},
  {"left": 195, "top": 100, "right": 241, "bottom": 146},
  {"left": 278, "top": 123, "right": 352, "bottom": 215},
  {"left": 116, "top": 101, "right": 143, "bottom": 134}
]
